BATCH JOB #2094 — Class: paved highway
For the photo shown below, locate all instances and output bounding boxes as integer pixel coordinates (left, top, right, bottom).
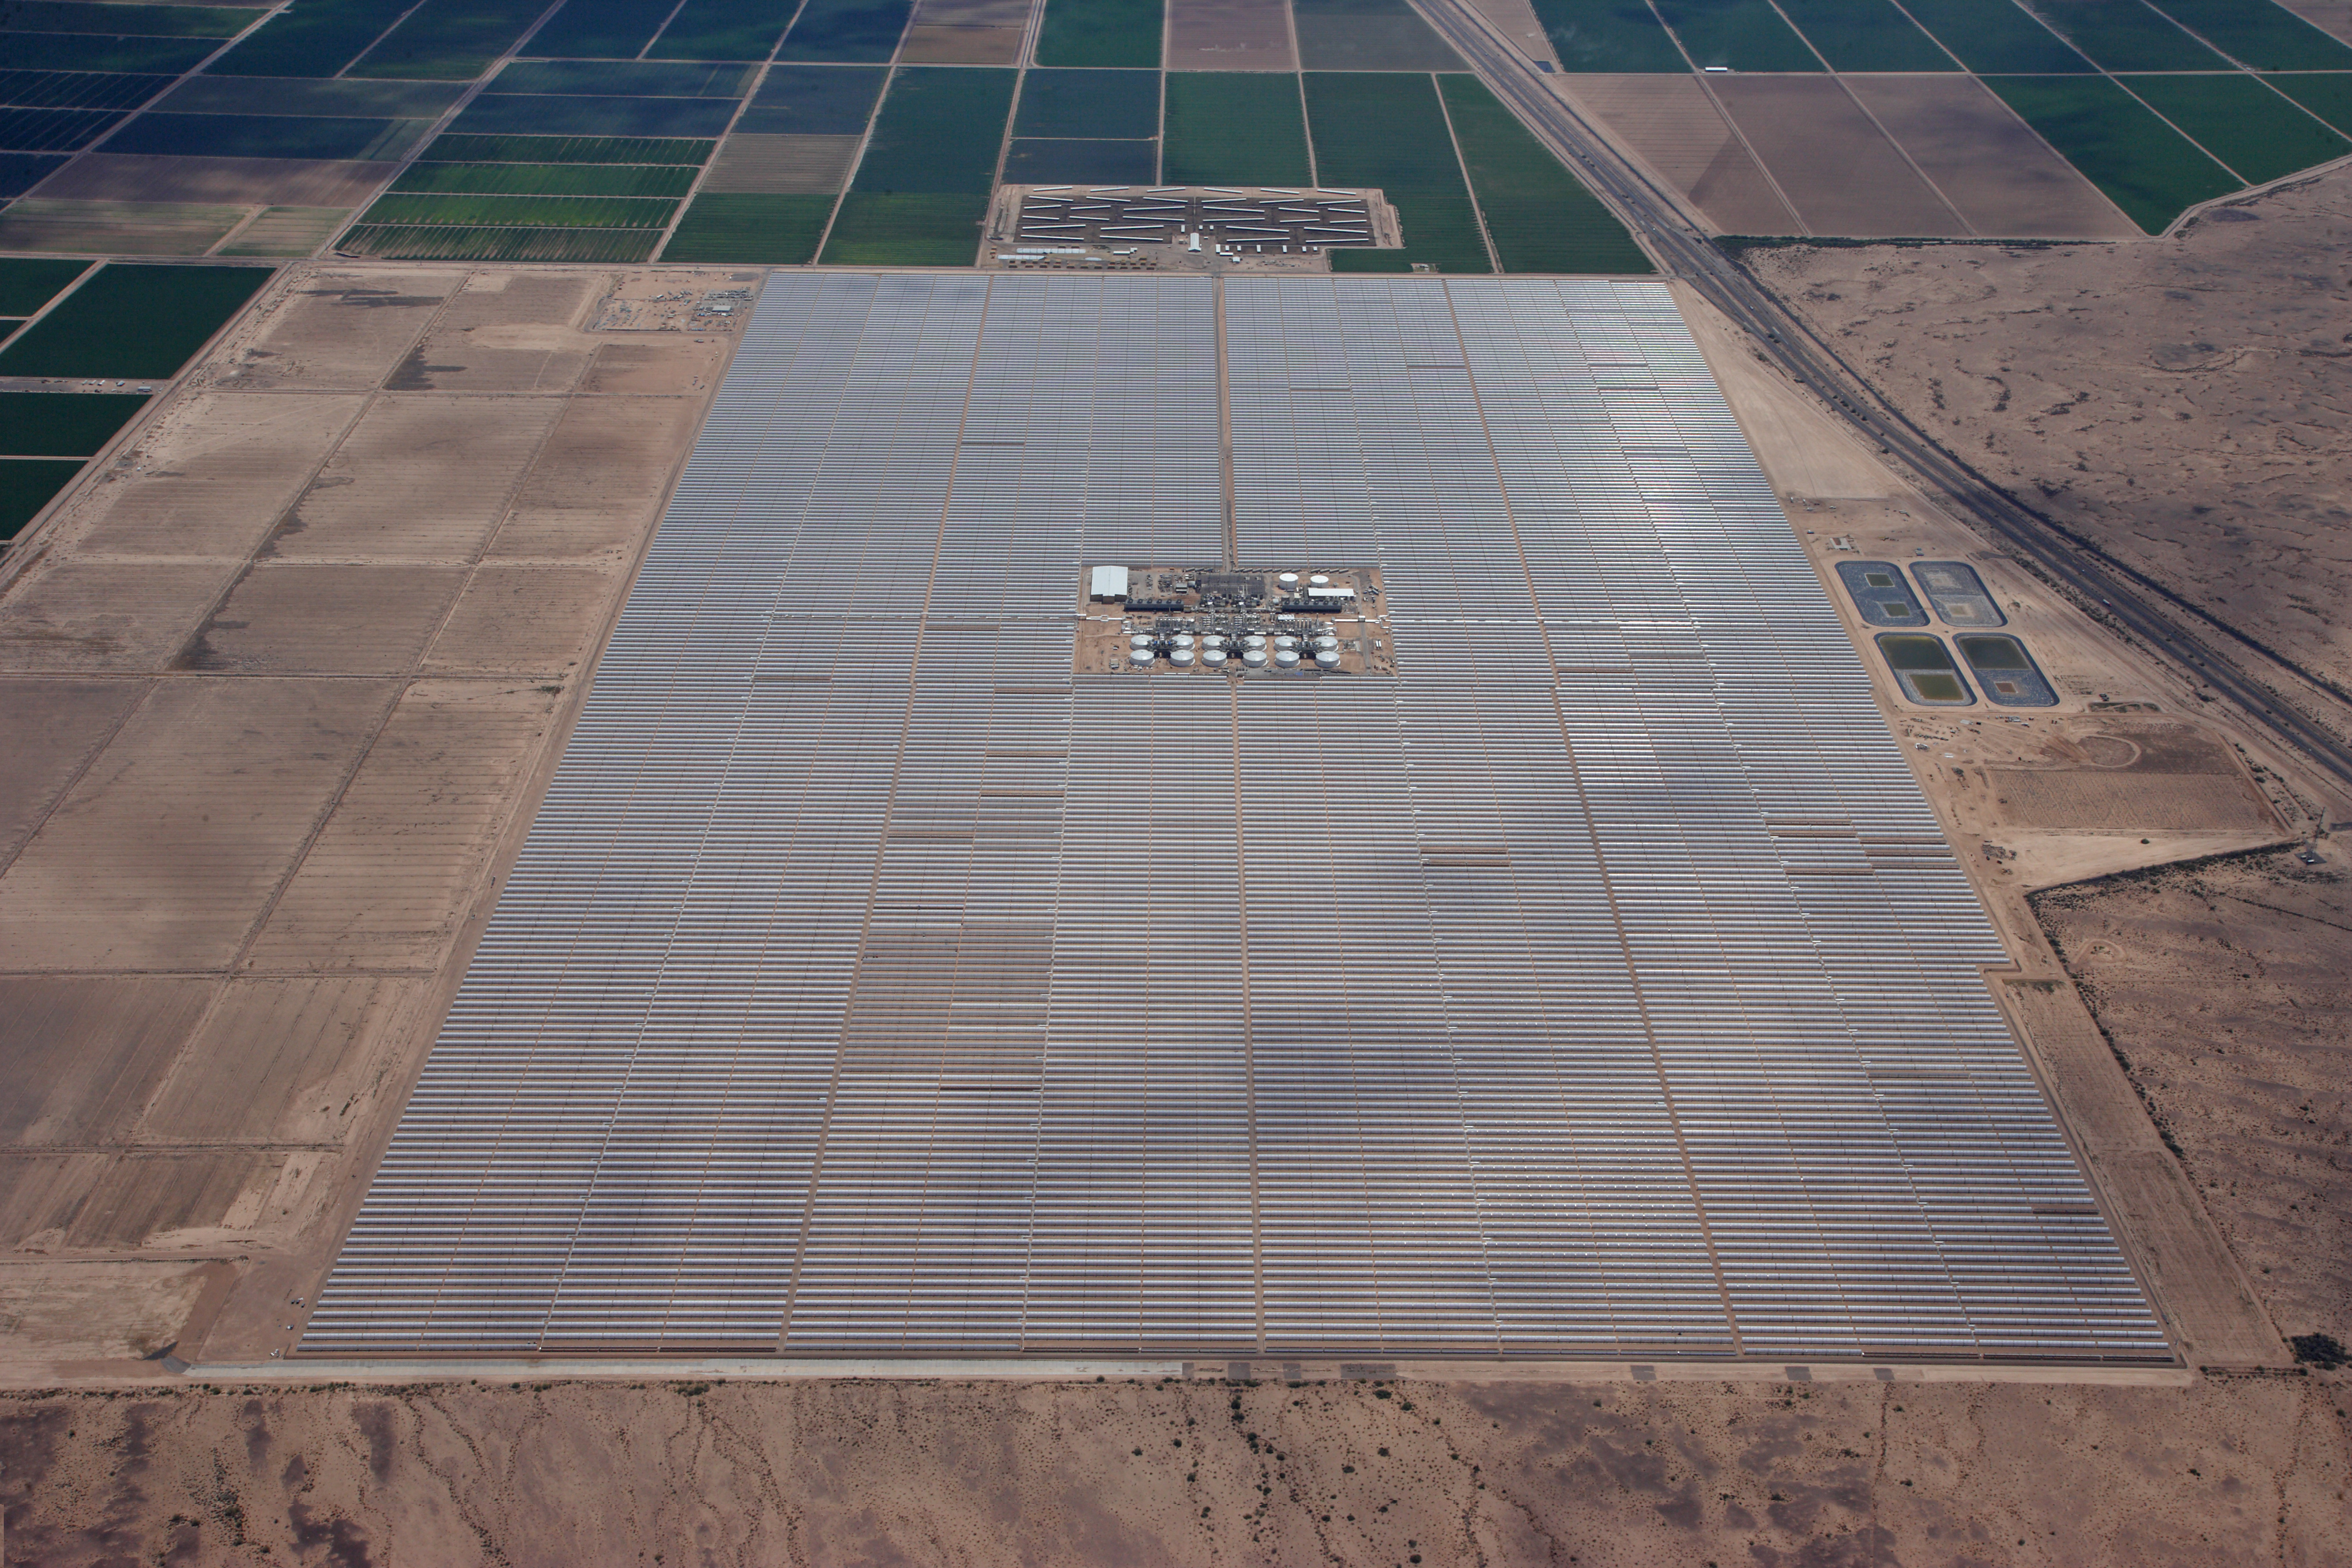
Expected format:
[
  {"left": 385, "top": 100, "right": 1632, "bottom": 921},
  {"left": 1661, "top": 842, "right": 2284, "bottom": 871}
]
[{"left": 1413, "top": 0, "right": 2352, "bottom": 806}]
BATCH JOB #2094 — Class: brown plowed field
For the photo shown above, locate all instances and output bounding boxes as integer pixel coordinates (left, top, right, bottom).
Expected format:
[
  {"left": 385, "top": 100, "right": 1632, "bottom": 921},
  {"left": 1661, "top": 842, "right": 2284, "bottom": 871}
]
[
  {"left": 899, "top": 23, "right": 1027, "bottom": 61},
  {"left": 702, "top": 132, "right": 863, "bottom": 193},
  {"left": 1845, "top": 74, "right": 2139, "bottom": 239},
  {"left": 34, "top": 155, "right": 392, "bottom": 210},
  {"left": 1559, "top": 74, "right": 1802, "bottom": 234},
  {"left": 1167, "top": 0, "right": 1298, "bottom": 69},
  {"left": 1708, "top": 75, "right": 1968, "bottom": 237}
]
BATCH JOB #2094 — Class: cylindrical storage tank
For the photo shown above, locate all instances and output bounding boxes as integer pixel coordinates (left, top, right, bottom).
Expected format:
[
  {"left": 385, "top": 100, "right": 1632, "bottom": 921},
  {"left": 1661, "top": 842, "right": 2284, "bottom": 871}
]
[
  {"left": 1170, "top": 647, "right": 1195, "bottom": 666},
  {"left": 1241, "top": 634, "right": 1267, "bottom": 649},
  {"left": 1274, "top": 648, "right": 1300, "bottom": 668},
  {"left": 1276, "top": 572, "right": 1299, "bottom": 587},
  {"left": 1273, "top": 635, "right": 1299, "bottom": 650},
  {"left": 1202, "top": 648, "right": 1227, "bottom": 667},
  {"left": 1129, "top": 633, "right": 1154, "bottom": 647},
  {"left": 1171, "top": 632, "right": 1195, "bottom": 646},
  {"left": 1241, "top": 648, "right": 1269, "bottom": 668},
  {"left": 1129, "top": 646, "right": 1156, "bottom": 665},
  {"left": 1200, "top": 634, "right": 1227, "bottom": 650},
  {"left": 1312, "top": 635, "right": 1339, "bottom": 650},
  {"left": 1314, "top": 649, "right": 1341, "bottom": 667},
  {"left": 1308, "top": 573, "right": 1330, "bottom": 586}
]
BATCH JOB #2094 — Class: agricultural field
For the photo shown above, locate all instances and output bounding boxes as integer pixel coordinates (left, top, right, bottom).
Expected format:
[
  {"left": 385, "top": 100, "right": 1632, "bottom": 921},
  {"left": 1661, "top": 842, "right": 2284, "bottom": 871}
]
[
  {"left": 1292, "top": 0, "right": 1465, "bottom": 70},
  {"left": 1306, "top": 71, "right": 1492, "bottom": 271},
  {"left": 663, "top": 191, "right": 836, "bottom": 261},
  {"left": 1984, "top": 74, "right": 2240, "bottom": 233},
  {"left": 2120, "top": 74, "right": 2352, "bottom": 188},
  {"left": 1161, "top": 71, "right": 1313, "bottom": 184},
  {"left": 821, "top": 66, "right": 1013, "bottom": 263},
  {"left": 1037, "top": 0, "right": 1164, "bottom": 66}
]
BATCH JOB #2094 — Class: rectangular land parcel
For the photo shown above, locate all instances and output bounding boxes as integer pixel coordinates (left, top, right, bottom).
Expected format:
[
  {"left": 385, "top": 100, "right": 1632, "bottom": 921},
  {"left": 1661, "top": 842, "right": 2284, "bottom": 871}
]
[{"left": 302, "top": 274, "right": 2167, "bottom": 1365}]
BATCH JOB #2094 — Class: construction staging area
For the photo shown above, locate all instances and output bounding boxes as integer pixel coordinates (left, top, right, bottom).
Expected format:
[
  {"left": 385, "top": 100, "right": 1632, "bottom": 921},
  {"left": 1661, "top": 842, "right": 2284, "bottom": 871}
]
[{"left": 286, "top": 272, "right": 2165, "bottom": 1364}]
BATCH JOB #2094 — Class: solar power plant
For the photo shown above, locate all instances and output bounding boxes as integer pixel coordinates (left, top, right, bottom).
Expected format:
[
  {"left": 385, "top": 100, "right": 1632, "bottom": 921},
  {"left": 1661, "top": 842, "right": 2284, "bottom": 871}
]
[{"left": 299, "top": 273, "right": 2169, "bottom": 1365}]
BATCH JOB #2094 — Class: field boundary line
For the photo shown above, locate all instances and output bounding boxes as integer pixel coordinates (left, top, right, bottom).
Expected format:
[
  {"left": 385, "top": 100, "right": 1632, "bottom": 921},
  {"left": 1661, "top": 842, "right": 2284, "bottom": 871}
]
[{"left": 1429, "top": 71, "right": 1502, "bottom": 271}]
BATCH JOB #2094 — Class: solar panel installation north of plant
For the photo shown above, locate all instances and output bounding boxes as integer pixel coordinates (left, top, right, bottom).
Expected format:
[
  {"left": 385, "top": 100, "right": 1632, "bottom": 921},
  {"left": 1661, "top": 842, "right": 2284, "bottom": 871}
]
[{"left": 300, "top": 273, "right": 2167, "bottom": 1365}]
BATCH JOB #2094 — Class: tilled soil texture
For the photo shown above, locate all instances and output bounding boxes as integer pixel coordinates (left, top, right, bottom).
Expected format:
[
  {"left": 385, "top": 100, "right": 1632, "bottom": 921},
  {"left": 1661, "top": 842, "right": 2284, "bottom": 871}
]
[
  {"left": 1745, "top": 165, "right": 2352, "bottom": 695},
  {"left": 0, "top": 1373, "right": 2346, "bottom": 1565},
  {"left": 2035, "top": 846, "right": 2352, "bottom": 1353}
]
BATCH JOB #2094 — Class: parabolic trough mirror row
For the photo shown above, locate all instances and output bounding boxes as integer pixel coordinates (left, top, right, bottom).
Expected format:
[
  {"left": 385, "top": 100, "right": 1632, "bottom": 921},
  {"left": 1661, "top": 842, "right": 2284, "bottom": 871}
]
[{"left": 300, "top": 273, "right": 2168, "bottom": 1364}]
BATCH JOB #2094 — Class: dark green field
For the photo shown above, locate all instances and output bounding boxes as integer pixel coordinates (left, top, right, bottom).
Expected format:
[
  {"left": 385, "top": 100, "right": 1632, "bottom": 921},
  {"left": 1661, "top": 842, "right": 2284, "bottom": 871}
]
[
  {"left": 1650, "top": 0, "right": 1821, "bottom": 70},
  {"left": 821, "top": 191, "right": 988, "bottom": 263},
  {"left": 0, "top": 392, "right": 147, "bottom": 457},
  {"left": 393, "top": 161, "right": 700, "bottom": 196},
  {"left": 647, "top": 0, "right": 800, "bottom": 60},
  {"left": 0, "top": 106, "right": 124, "bottom": 152},
  {"left": 1161, "top": 72, "right": 1311, "bottom": 186},
  {"left": 360, "top": 191, "right": 679, "bottom": 227},
  {"left": 153, "top": 74, "right": 465, "bottom": 117},
  {"left": 2030, "top": 0, "right": 2228, "bottom": 72},
  {"left": 347, "top": 0, "right": 548, "bottom": 80},
  {"left": 1440, "top": 75, "right": 1649, "bottom": 273},
  {"left": 1306, "top": 73, "right": 1491, "bottom": 272},
  {"left": 1524, "top": 0, "right": 1686, "bottom": 71},
  {"left": 105, "top": 111, "right": 416, "bottom": 160},
  {"left": 775, "top": 0, "right": 916, "bottom": 62},
  {"left": 1292, "top": 0, "right": 1465, "bottom": 72},
  {"left": 416, "top": 132, "right": 716, "bottom": 164},
  {"left": 1986, "top": 75, "right": 2240, "bottom": 232},
  {"left": 449, "top": 93, "right": 741, "bottom": 138},
  {"left": 1772, "top": 0, "right": 1954, "bottom": 70},
  {"left": 850, "top": 67, "right": 1015, "bottom": 193},
  {"left": 527, "top": 0, "right": 670, "bottom": 58},
  {"left": 2146, "top": 0, "right": 2352, "bottom": 70},
  {"left": 1003, "top": 137, "right": 1156, "bottom": 183},
  {"left": 339, "top": 224, "right": 661, "bottom": 260},
  {"left": 0, "top": 33, "right": 217, "bottom": 73},
  {"left": 200, "top": 0, "right": 412, "bottom": 76},
  {"left": 0, "top": 257, "right": 87, "bottom": 316},
  {"left": 0, "top": 459, "right": 83, "bottom": 540},
  {"left": 0, "top": 152, "right": 66, "bottom": 195},
  {"left": 2270, "top": 73, "right": 2352, "bottom": 137},
  {"left": 1894, "top": 0, "right": 2092, "bottom": 72},
  {"left": 2123, "top": 74, "right": 2351, "bottom": 187},
  {"left": 5, "top": 1, "right": 251, "bottom": 35},
  {"left": 1035, "top": 0, "right": 1163, "bottom": 69},
  {"left": 1015, "top": 68, "right": 1160, "bottom": 139},
  {"left": 0, "top": 263, "right": 272, "bottom": 379},
  {"left": 735, "top": 63, "right": 888, "bottom": 133},
  {"left": 662, "top": 191, "right": 835, "bottom": 261},
  {"left": 0, "top": 70, "right": 175, "bottom": 112},
  {"left": 489, "top": 61, "right": 755, "bottom": 97}
]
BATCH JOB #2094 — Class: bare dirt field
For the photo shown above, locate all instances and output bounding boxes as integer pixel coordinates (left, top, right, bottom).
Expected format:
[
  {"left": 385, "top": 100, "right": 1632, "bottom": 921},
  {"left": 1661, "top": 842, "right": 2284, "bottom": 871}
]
[
  {"left": 33, "top": 155, "right": 392, "bottom": 211},
  {"left": 1745, "top": 162, "right": 2352, "bottom": 699},
  {"left": 1167, "top": 0, "right": 1298, "bottom": 69},
  {"left": 0, "top": 261, "right": 746, "bottom": 1379},
  {"left": 0, "top": 1368, "right": 2346, "bottom": 1565},
  {"left": 0, "top": 201, "right": 249, "bottom": 257},
  {"left": 903, "top": 0, "right": 1032, "bottom": 62},
  {"left": 1707, "top": 76, "right": 1968, "bottom": 238},
  {"left": 702, "top": 133, "right": 864, "bottom": 194},
  {"left": 1557, "top": 74, "right": 1805, "bottom": 235},
  {"left": 2036, "top": 845, "right": 2352, "bottom": 1358},
  {"left": 1843, "top": 74, "right": 2140, "bottom": 241}
]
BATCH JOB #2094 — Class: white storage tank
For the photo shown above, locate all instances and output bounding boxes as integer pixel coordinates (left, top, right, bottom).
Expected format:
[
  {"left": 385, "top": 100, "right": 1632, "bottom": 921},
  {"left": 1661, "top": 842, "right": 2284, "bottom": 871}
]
[
  {"left": 1170, "top": 647, "right": 1195, "bottom": 666},
  {"left": 1241, "top": 648, "right": 1269, "bottom": 667},
  {"left": 1129, "top": 646, "right": 1156, "bottom": 665},
  {"left": 1274, "top": 648, "right": 1300, "bottom": 668},
  {"left": 1314, "top": 649, "right": 1341, "bottom": 667}
]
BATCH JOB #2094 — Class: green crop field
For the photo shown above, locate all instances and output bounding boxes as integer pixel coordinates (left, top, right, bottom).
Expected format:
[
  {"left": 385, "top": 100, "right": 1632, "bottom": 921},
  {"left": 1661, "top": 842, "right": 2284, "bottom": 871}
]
[
  {"left": 1306, "top": 73, "right": 1491, "bottom": 272},
  {"left": 1015, "top": 68, "right": 1160, "bottom": 140},
  {"left": 393, "top": 161, "right": 700, "bottom": 196},
  {"left": 105, "top": 111, "right": 419, "bottom": 161},
  {"left": 2030, "top": 0, "right": 2229, "bottom": 72},
  {"left": 1035, "top": 0, "right": 1163, "bottom": 69},
  {"left": 1161, "top": 73, "right": 1311, "bottom": 187},
  {"left": 1003, "top": 137, "right": 1156, "bottom": 183},
  {"left": 2123, "top": 74, "right": 2352, "bottom": 187},
  {"left": 735, "top": 63, "right": 889, "bottom": 134},
  {"left": 1895, "top": 0, "right": 2091, "bottom": 72},
  {"left": 527, "top": 0, "right": 670, "bottom": 58},
  {"left": 360, "top": 191, "right": 679, "bottom": 227},
  {"left": 6, "top": 1, "right": 252, "bottom": 36},
  {"left": 851, "top": 67, "right": 1015, "bottom": 193},
  {"left": 2270, "top": 74, "right": 2352, "bottom": 137},
  {"left": 2146, "top": 0, "right": 2352, "bottom": 70},
  {"left": 417, "top": 132, "right": 717, "bottom": 164},
  {"left": 0, "top": 392, "right": 147, "bottom": 457},
  {"left": 647, "top": 0, "right": 800, "bottom": 61},
  {"left": 0, "top": 106, "right": 124, "bottom": 152},
  {"left": 0, "top": 459, "right": 83, "bottom": 539},
  {"left": 200, "top": 0, "right": 412, "bottom": 76},
  {"left": 450, "top": 93, "right": 741, "bottom": 138},
  {"left": 0, "top": 33, "right": 216, "bottom": 74},
  {"left": 776, "top": 0, "right": 917, "bottom": 62},
  {"left": 1, "top": 70, "right": 174, "bottom": 112},
  {"left": 1525, "top": 0, "right": 1687, "bottom": 71},
  {"left": 340, "top": 223, "right": 662, "bottom": 260},
  {"left": 0, "top": 263, "right": 272, "bottom": 379},
  {"left": 1987, "top": 75, "right": 2239, "bottom": 231},
  {"left": 489, "top": 61, "right": 756, "bottom": 98},
  {"left": 153, "top": 74, "right": 465, "bottom": 118},
  {"left": 1650, "top": 0, "right": 1822, "bottom": 70},
  {"left": 347, "top": 0, "right": 549, "bottom": 80},
  {"left": 662, "top": 191, "right": 835, "bottom": 261},
  {"left": 821, "top": 190, "right": 988, "bottom": 263},
  {"left": 1772, "top": 0, "right": 1955, "bottom": 71},
  {"left": 1440, "top": 75, "right": 1650, "bottom": 273},
  {"left": 0, "top": 256, "right": 88, "bottom": 316},
  {"left": 0, "top": 153, "right": 65, "bottom": 196}
]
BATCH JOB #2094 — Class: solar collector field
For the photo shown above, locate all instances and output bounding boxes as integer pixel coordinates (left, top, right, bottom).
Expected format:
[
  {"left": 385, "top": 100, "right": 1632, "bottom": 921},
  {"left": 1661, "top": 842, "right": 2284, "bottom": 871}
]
[{"left": 302, "top": 272, "right": 2167, "bottom": 1365}]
